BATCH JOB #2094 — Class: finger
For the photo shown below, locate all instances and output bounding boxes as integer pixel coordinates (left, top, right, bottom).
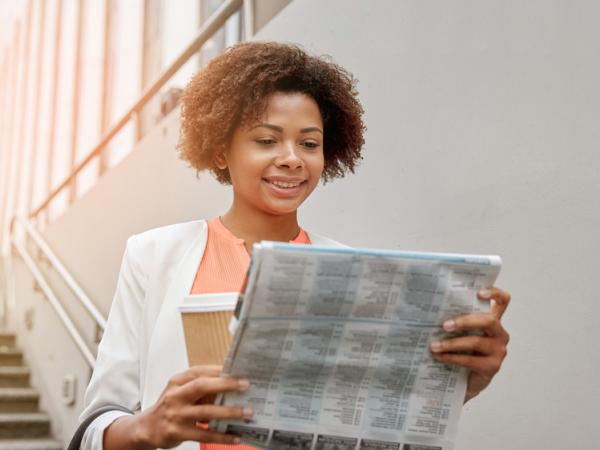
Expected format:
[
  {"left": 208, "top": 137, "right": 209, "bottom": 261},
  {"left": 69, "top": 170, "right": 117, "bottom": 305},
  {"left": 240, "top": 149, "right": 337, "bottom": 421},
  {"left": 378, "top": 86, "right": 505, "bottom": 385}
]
[
  {"left": 198, "top": 393, "right": 217, "bottom": 406},
  {"left": 169, "top": 365, "right": 223, "bottom": 387},
  {"left": 443, "top": 313, "right": 508, "bottom": 340},
  {"left": 195, "top": 429, "right": 242, "bottom": 445},
  {"left": 431, "top": 352, "right": 499, "bottom": 374},
  {"left": 177, "top": 376, "right": 250, "bottom": 403},
  {"left": 179, "top": 422, "right": 241, "bottom": 445},
  {"left": 430, "top": 335, "right": 495, "bottom": 355},
  {"left": 478, "top": 286, "right": 511, "bottom": 319},
  {"left": 182, "top": 404, "right": 254, "bottom": 422}
]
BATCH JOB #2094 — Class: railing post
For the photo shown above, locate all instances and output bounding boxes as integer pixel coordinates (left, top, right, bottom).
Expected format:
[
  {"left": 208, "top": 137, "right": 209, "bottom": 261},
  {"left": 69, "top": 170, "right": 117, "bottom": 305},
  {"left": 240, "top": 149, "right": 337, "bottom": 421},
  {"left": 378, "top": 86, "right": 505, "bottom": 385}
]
[
  {"left": 99, "top": 0, "right": 113, "bottom": 178},
  {"left": 0, "top": 24, "right": 21, "bottom": 257},
  {"left": 27, "top": 0, "right": 48, "bottom": 217},
  {"left": 243, "top": 0, "right": 254, "bottom": 40},
  {"left": 45, "top": 0, "right": 64, "bottom": 220},
  {"left": 13, "top": 2, "right": 34, "bottom": 225},
  {"left": 69, "top": 0, "right": 85, "bottom": 203}
]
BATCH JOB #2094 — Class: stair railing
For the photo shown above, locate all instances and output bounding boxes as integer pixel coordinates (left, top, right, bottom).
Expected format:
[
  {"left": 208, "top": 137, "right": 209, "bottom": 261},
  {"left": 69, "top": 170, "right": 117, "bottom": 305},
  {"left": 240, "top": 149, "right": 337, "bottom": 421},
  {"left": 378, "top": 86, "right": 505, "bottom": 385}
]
[
  {"left": 5, "top": 0, "right": 274, "bottom": 367},
  {"left": 31, "top": 0, "right": 246, "bottom": 220},
  {"left": 10, "top": 215, "right": 105, "bottom": 367}
]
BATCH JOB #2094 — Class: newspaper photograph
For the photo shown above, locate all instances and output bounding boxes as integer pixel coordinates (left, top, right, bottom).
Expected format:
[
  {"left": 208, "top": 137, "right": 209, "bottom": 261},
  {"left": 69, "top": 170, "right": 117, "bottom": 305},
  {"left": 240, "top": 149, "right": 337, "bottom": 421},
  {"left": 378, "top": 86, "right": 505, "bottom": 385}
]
[{"left": 213, "top": 243, "right": 502, "bottom": 450}]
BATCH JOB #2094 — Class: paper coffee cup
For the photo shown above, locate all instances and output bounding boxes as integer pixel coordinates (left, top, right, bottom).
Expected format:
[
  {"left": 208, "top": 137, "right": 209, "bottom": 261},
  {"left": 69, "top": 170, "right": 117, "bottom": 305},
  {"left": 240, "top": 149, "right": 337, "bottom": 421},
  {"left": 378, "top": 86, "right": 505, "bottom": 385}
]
[{"left": 179, "top": 292, "right": 238, "bottom": 366}]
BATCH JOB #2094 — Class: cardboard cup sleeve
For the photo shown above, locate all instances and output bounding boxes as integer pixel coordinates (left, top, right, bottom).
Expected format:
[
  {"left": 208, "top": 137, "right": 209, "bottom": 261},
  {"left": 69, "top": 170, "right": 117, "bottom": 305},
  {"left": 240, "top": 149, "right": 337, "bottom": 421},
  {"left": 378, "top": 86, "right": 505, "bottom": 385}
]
[{"left": 179, "top": 293, "right": 239, "bottom": 366}]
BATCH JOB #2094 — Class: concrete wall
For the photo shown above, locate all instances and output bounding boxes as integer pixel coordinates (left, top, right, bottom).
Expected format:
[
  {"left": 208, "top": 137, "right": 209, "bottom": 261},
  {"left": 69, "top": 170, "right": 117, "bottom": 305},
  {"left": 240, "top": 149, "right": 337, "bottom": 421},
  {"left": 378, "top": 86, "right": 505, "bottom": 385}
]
[
  {"left": 9, "top": 0, "right": 600, "bottom": 447},
  {"left": 254, "top": 0, "right": 292, "bottom": 32}
]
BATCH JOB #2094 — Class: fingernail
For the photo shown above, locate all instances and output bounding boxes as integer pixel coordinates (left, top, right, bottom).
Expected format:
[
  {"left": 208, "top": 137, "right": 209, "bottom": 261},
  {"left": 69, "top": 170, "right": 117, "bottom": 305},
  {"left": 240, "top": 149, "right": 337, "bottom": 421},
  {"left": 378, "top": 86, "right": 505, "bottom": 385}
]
[
  {"left": 430, "top": 340, "right": 442, "bottom": 353},
  {"left": 243, "top": 406, "right": 254, "bottom": 418},
  {"left": 443, "top": 319, "right": 456, "bottom": 331},
  {"left": 238, "top": 379, "right": 250, "bottom": 390},
  {"left": 478, "top": 289, "right": 491, "bottom": 299}
]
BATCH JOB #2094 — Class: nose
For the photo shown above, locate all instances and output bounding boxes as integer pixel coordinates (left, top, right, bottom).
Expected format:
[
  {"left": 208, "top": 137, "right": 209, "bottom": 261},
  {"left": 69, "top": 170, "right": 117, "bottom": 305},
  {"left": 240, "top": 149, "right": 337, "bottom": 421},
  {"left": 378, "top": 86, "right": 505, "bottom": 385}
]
[{"left": 275, "top": 141, "right": 304, "bottom": 170}]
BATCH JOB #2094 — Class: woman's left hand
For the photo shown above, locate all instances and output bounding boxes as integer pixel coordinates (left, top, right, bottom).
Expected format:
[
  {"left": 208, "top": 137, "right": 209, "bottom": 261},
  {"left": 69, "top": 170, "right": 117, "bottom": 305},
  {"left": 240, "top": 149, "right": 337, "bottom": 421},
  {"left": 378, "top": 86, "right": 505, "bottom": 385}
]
[{"left": 429, "top": 287, "right": 511, "bottom": 402}]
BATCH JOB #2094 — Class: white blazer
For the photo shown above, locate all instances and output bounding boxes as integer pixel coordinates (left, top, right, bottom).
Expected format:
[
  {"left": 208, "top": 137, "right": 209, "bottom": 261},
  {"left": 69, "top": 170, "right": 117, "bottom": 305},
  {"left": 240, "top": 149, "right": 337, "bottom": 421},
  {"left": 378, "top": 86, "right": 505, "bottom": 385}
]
[{"left": 79, "top": 220, "right": 344, "bottom": 450}]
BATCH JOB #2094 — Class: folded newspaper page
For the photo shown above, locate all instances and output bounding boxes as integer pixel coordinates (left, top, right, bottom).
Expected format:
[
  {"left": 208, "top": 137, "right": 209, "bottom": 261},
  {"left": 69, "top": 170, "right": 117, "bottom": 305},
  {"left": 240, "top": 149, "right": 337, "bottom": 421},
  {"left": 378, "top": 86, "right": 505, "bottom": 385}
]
[{"left": 214, "top": 242, "right": 502, "bottom": 450}]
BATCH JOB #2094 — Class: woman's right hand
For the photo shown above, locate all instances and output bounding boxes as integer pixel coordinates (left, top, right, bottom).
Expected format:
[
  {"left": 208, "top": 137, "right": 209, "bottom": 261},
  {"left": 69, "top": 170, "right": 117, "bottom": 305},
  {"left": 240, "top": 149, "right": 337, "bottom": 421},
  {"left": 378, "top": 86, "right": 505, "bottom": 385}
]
[{"left": 104, "top": 365, "right": 252, "bottom": 450}]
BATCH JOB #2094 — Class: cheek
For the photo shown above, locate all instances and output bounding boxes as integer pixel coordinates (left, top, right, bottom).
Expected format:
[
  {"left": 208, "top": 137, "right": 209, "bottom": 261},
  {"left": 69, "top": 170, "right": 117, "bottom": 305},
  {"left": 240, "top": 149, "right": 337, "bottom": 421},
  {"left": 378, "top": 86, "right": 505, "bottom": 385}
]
[{"left": 229, "top": 156, "right": 263, "bottom": 182}]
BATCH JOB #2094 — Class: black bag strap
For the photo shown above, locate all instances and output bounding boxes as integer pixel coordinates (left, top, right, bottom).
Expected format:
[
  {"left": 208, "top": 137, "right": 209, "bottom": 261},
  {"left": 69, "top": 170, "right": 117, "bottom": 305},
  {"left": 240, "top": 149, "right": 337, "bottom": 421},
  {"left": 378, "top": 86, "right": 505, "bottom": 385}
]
[{"left": 67, "top": 405, "right": 133, "bottom": 450}]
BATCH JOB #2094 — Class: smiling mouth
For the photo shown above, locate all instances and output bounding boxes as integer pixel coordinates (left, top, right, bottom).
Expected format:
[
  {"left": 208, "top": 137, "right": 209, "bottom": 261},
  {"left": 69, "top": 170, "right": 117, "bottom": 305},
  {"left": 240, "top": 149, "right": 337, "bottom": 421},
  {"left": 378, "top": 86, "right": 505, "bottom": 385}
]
[{"left": 264, "top": 179, "right": 306, "bottom": 189}]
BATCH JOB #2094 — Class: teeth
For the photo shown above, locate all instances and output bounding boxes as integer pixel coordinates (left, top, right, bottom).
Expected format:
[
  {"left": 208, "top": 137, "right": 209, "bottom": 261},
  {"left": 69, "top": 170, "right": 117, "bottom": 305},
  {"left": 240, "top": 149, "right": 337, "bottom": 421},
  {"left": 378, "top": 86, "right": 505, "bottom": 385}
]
[{"left": 269, "top": 180, "right": 302, "bottom": 188}]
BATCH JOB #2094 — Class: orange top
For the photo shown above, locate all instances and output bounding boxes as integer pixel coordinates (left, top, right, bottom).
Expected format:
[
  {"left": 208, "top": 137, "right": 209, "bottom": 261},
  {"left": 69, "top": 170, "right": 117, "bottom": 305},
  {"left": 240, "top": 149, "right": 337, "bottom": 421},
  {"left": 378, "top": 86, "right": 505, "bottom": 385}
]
[{"left": 190, "top": 217, "right": 310, "bottom": 450}]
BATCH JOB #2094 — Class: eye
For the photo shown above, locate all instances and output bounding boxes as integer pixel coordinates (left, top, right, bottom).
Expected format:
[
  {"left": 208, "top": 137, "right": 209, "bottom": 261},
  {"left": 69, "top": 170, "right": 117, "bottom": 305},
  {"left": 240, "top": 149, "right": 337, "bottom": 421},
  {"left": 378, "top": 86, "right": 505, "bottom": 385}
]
[
  {"left": 256, "top": 139, "right": 276, "bottom": 145},
  {"left": 303, "top": 141, "right": 320, "bottom": 149}
]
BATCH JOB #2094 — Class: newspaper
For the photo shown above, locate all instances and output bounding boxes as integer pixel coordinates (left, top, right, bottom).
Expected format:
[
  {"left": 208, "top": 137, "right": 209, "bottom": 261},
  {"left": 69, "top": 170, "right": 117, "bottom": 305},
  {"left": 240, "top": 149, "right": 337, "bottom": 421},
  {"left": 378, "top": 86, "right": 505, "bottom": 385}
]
[{"left": 213, "top": 242, "right": 502, "bottom": 450}]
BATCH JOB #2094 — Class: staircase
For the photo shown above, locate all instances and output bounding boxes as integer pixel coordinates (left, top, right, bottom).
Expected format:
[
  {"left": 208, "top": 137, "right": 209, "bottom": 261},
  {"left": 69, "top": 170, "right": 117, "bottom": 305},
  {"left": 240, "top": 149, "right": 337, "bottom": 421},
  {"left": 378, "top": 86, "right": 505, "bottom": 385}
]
[{"left": 0, "top": 333, "right": 62, "bottom": 450}]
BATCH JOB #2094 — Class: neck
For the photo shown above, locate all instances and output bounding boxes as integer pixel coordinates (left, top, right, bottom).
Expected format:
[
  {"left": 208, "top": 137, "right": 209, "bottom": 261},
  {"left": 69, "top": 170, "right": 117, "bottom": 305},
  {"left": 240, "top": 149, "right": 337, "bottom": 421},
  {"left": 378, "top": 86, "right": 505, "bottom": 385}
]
[{"left": 220, "top": 201, "right": 301, "bottom": 253}]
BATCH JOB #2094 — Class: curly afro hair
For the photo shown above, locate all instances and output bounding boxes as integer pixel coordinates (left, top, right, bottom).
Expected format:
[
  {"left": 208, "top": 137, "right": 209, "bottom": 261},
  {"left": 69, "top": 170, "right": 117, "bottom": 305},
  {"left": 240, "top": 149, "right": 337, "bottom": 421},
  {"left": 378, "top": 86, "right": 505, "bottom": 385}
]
[{"left": 178, "top": 41, "right": 366, "bottom": 184}]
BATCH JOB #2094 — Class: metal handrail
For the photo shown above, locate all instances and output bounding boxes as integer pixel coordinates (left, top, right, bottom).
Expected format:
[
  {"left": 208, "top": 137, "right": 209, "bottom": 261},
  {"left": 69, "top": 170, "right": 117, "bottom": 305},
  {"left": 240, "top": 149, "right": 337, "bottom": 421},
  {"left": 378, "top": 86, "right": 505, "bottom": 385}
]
[
  {"left": 14, "top": 215, "right": 107, "bottom": 331},
  {"left": 31, "top": 0, "right": 244, "bottom": 218},
  {"left": 243, "top": 0, "right": 255, "bottom": 40},
  {"left": 11, "top": 237, "right": 95, "bottom": 367}
]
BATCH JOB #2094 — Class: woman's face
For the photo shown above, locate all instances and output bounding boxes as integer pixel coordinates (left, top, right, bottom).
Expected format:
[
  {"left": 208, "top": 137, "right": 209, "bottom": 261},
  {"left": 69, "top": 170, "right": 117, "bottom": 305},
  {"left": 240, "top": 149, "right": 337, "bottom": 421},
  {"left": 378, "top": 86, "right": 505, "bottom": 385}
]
[{"left": 221, "top": 91, "right": 325, "bottom": 217}]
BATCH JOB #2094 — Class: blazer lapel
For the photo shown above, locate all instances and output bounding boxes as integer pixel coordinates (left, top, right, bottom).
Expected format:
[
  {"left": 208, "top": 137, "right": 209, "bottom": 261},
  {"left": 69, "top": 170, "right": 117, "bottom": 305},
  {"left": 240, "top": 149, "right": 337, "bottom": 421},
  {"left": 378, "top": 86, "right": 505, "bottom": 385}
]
[{"left": 142, "top": 222, "right": 208, "bottom": 412}]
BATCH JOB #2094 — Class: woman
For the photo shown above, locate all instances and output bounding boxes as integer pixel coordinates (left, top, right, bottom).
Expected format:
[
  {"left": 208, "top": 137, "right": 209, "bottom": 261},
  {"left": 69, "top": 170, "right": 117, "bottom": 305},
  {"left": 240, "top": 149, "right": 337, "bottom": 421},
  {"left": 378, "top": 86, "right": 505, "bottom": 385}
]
[{"left": 79, "top": 41, "right": 510, "bottom": 450}]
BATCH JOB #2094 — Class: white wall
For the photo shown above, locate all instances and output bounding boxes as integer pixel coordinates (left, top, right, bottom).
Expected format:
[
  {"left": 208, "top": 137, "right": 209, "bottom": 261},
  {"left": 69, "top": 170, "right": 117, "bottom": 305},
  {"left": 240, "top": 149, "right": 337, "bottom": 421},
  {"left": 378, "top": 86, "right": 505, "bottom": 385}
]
[
  {"left": 10, "top": 0, "right": 600, "bottom": 447},
  {"left": 259, "top": 2, "right": 600, "bottom": 449}
]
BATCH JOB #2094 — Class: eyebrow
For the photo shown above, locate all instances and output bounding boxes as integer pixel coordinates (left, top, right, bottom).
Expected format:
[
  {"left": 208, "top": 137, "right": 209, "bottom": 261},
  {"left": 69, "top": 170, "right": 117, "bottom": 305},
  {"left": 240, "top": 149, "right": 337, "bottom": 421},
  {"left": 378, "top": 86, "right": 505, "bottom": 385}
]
[{"left": 249, "top": 123, "right": 323, "bottom": 134}]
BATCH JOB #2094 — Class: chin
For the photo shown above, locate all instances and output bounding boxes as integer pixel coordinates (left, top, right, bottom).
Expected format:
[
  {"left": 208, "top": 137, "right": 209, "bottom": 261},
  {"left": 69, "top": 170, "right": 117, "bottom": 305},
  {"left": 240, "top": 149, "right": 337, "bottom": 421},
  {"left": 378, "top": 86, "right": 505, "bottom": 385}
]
[
  {"left": 262, "top": 202, "right": 303, "bottom": 216},
  {"left": 265, "top": 207, "right": 300, "bottom": 217}
]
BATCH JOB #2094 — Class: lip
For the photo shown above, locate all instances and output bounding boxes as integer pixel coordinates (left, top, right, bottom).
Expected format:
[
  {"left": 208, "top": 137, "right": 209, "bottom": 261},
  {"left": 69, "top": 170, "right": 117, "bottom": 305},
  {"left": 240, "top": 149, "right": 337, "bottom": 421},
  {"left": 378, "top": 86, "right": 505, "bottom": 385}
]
[
  {"left": 262, "top": 177, "right": 307, "bottom": 198},
  {"left": 262, "top": 176, "right": 306, "bottom": 183}
]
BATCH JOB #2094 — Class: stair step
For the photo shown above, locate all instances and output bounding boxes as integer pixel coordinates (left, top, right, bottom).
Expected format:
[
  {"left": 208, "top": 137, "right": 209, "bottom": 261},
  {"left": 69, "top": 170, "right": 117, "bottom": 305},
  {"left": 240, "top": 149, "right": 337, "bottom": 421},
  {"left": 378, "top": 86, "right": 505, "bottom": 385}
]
[
  {"left": 0, "top": 388, "right": 39, "bottom": 412},
  {"left": 0, "top": 439, "right": 62, "bottom": 450},
  {"left": 0, "top": 367, "right": 30, "bottom": 388},
  {"left": 0, "top": 413, "right": 51, "bottom": 439},
  {"left": 0, "top": 349, "right": 22, "bottom": 367},
  {"left": 0, "top": 334, "right": 15, "bottom": 348}
]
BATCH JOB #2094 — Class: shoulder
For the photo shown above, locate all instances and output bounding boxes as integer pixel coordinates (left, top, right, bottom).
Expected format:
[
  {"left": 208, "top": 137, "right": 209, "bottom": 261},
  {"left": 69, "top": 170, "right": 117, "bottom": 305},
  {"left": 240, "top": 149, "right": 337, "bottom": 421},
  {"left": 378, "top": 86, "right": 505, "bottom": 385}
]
[
  {"left": 128, "top": 219, "right": 206, "bottom": 247},
  {"left": 306, "top": 230, "right": 351, "bottom": 248},
  {"left": 125, "top": 219, "right": 208, "bottom": 263}
]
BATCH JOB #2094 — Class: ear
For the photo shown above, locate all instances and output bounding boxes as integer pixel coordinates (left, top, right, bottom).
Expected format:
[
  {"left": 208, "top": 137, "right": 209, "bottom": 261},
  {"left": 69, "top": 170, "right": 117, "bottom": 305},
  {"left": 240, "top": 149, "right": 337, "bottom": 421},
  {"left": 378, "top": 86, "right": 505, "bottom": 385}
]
[{"left": 214, "top": 152, "right": 227, "bottom": 170}]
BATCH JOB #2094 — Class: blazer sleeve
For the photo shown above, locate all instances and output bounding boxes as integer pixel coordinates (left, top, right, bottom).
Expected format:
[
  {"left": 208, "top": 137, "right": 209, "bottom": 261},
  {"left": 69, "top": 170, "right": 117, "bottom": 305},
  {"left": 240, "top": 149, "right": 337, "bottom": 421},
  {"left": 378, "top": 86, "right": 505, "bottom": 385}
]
[{"left": 78, "top": 234, "right": 148, "bottom": 449}]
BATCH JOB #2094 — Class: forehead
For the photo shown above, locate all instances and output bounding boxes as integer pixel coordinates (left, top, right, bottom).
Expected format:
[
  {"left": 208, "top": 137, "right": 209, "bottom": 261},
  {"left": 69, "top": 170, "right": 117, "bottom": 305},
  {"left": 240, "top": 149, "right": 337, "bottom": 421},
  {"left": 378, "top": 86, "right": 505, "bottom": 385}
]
[{"left": 246, "top": 91, "right": 323, "bottom": 128}]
